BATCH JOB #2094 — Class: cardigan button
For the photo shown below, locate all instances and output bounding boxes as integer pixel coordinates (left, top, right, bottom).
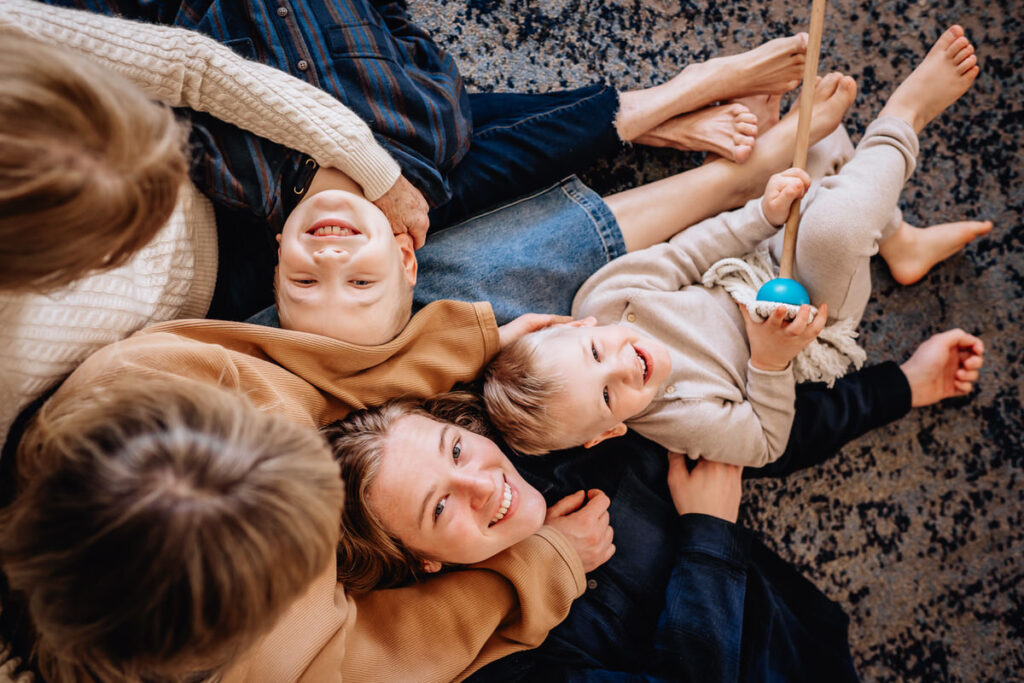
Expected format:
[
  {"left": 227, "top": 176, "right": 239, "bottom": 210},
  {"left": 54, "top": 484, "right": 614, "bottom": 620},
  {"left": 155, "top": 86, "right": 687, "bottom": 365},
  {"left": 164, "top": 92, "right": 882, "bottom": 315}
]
[
  {"left": 626, "top": 312, "right": 637, "bottom": 323},
  {"left": 586, "top": 579, "right": 598, "bottom": 590},
  {"left": 665, "top": 385, "right": 676, "bottom": 395},
  {"left": 276, "top": 6, "right": 289, "bottom": 16},
  {"left": 297, "top": 59, "right": 310, "bottom": 71}
]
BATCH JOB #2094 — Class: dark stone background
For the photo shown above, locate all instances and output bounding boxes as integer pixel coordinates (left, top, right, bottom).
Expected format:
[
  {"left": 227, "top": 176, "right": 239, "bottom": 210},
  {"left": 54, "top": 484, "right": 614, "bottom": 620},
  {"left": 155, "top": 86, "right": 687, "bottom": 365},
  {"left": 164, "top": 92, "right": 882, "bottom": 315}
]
[{"left": 409, "top": 0, "right": 1023, "bottom": 680}]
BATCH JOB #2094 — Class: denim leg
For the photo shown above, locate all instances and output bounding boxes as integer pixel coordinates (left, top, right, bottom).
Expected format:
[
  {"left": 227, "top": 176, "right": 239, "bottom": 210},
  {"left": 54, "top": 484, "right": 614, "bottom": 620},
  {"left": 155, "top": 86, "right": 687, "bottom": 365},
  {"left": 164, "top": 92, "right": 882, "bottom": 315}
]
[
  {"left": 416, "top": 177, "right": 627, "bottom": 324},
  {"left": 429, "top": 85, "right": 622, "bottom": 229}
]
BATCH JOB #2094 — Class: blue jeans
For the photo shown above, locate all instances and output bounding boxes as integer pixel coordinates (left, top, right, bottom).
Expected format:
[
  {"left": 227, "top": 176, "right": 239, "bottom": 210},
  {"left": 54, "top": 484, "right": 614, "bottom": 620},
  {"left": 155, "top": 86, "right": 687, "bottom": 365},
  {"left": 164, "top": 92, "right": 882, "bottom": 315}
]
[
  {"left": 428, "top": 87, "right": 622, "bottom": 228},
  {"left": 248, "top": 176, "right": 626, "bottom": 327}
]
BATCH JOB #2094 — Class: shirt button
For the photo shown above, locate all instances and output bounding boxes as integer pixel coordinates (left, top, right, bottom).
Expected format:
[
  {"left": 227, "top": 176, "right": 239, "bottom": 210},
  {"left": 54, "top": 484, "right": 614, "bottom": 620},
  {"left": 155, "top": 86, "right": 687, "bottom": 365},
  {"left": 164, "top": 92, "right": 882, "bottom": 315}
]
[
  {"left": 276, "top": 6, "right": 289, "bottom": 16},
  {"left": 586, "top": 579, "right": 598, "bottom": 590},
  {"left": 626, "top": 313, "right": 637, "bottom": 323},
  {"left": 297, "top": 59, "right": 309, "bottom": 71},
  {"left": 665, "top": 385, "right": 676, "bottom": 394}
]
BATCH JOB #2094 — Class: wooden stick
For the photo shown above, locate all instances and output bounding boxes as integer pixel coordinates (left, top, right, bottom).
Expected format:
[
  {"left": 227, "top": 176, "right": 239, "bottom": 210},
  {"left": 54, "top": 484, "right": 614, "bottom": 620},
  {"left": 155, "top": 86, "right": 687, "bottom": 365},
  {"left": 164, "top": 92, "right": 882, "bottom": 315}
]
[{"left": 779, "top": 0, "right": 827, "bottom": 279}]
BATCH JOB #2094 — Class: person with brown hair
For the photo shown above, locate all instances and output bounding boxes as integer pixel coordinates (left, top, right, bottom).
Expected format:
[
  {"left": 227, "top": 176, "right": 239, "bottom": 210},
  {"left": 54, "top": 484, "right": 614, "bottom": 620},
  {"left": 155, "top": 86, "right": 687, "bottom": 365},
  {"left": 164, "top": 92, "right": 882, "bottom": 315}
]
[{"left": 1, "top": 377, "right": 345, "bottom": 682}]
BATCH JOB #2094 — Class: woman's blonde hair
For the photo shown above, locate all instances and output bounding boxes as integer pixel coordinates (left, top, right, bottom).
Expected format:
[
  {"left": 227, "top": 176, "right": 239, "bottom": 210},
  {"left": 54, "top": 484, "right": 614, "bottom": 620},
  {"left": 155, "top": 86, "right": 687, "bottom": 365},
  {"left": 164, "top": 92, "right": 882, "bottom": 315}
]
[
  {"left": 323, "top": 392, "right": 494, "bottom": 594},
  {"left": 1, "top": 378, "right": 343, "bottom": 682},
  {"left": 0, "top": 36, "right": 189, "bottom": 291}
]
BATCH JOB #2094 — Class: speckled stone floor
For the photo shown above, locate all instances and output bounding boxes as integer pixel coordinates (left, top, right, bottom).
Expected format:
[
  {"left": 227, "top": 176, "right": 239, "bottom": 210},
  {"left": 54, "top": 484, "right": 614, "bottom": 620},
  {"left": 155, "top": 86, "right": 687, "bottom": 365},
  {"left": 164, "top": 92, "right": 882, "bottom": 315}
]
[{"left": 408, "top": 0, "right": 1023, "bottom": 680}]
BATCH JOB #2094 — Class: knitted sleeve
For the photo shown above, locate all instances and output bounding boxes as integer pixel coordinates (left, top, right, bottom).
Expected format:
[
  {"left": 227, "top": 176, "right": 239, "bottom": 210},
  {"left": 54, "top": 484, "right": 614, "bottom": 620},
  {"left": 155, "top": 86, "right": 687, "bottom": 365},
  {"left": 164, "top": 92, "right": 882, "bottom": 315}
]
[{"left": 1, "top": 0, "right": 400, "bottom": 200}]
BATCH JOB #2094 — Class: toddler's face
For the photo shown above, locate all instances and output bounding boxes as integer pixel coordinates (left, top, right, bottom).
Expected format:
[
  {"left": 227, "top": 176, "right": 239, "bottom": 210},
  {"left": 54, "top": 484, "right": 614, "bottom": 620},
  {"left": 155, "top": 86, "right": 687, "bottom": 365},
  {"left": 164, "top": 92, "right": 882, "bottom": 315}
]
[
  {"left": 539, "top": 321, "right": 672, "bottom": 446},
  {"left": 275, "top": 189, "right": 416, "bottom": 345}
]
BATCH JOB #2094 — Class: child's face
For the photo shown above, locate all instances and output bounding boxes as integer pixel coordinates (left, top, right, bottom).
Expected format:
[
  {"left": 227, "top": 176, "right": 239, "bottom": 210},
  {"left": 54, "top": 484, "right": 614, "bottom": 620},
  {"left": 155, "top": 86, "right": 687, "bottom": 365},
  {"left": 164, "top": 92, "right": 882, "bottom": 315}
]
[
  {"left": 539, "top": 321, "right": 672, "bottom": 447},
  {"left": 275, "top": 189, "right": 417, "bottom": 345},
  {"left": 368, "top": 414, "right": 548, "bottom": 568}
]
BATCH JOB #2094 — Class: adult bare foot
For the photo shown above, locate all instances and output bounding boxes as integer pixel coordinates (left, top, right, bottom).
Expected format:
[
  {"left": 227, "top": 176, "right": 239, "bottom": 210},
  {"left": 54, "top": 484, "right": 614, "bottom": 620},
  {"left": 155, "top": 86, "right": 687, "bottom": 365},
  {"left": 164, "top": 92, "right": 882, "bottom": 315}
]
[
  {"left": 727, "top": 72, "right": 857, "bottom": 198},
  {"left": 615, "top": 34, "right": 807, "bottom": 142},
  {"left": 632, "top": 102, "right": 759, "bottom": 162},
  {"left": 878, "top": 25, "right": 979, "bottom": 133},
  {"left": 879, "top": 220, "right": 992, "bottom": 285}
]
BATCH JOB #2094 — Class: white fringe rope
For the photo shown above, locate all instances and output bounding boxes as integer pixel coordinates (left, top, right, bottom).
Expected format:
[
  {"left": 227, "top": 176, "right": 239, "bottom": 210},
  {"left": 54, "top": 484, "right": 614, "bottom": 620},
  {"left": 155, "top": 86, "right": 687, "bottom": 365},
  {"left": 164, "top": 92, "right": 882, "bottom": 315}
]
[{"left": 701, "top": 245, "right": 866, "bottom": 386}]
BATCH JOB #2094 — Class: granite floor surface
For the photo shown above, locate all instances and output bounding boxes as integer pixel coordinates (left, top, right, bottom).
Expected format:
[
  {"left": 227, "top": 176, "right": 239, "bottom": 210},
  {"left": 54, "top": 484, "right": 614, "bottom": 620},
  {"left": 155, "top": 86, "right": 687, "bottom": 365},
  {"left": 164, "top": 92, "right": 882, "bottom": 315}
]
[{"left": 407, "top": 0, "right": 1023, "bottom": 680}]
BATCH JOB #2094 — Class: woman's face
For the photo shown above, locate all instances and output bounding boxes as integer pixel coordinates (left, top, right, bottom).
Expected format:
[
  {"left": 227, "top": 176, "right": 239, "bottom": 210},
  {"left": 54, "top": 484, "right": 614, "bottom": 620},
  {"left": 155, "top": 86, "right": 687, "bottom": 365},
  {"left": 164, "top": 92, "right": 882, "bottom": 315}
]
[{"left": 368, "top": 415, "right": 548, "bottom": 566}]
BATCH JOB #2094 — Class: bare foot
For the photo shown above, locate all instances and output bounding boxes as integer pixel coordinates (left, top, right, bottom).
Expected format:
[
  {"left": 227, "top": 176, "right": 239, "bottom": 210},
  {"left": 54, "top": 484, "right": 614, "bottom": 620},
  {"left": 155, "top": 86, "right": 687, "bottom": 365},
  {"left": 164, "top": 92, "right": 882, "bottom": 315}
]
[
  {"left": 680, "top": 34, "right": 809, "bottom": 103},
  {"left": 632, "top": 102, "right": 759, "bottom": 162},
  {"left": 879, "top": 25, "right": 979, "bottom": 133},
  {"left": 879, "top": 219, "right": 992, "bottom": 285},
  {"left": 615, "top": 34, "right": 807, "bottom": 141},
  {"left": 734, "top": 94, "right": 782, "bottom": 133},
  {"left": 727, "top": 72, "right": 857, "bottom": 198}
]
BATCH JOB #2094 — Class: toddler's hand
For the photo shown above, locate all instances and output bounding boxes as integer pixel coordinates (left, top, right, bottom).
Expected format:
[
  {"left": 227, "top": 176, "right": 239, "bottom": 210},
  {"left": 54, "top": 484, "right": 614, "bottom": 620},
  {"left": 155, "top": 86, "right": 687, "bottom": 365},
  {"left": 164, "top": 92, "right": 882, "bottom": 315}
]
[
  {"left": 761, "top": 167, "right": 812, "bottom": 226},
  {"left": 545, "top": 489, "right": 615, "bottom": 573},
  {"left": 741, "top": 302, "right": 827, "bottom": 372},
  {"left": 666, "top": 453, "right": 742, "bottom": 522},
  {"left": 900, "top": 329, "right": 984, "bottom": 407}
]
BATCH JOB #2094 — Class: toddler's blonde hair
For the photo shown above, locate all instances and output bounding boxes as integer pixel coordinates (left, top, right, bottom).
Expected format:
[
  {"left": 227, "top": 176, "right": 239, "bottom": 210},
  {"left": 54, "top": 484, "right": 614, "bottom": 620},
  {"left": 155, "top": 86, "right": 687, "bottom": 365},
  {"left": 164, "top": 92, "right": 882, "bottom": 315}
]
[{"left": 482, "top": 328, "right": 577, "bottom": 455}]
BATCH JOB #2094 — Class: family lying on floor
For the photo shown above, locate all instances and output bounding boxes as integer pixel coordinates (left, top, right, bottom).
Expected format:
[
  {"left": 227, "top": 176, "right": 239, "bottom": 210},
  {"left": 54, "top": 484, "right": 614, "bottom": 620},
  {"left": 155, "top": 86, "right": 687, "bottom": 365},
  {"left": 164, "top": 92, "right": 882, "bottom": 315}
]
[{"left": 0, "top": 0, "right": 991, "bottom": 680}]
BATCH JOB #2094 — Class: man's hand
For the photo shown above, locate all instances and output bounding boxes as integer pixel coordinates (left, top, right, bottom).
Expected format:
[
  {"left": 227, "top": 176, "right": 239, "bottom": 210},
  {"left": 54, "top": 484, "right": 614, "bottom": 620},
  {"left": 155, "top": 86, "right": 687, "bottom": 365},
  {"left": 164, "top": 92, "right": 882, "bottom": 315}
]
[
  {"left": 498, "top": 313, "right": 573, "bottom": 349},
  {"left": 666, "top": 453, "right": 742, "bottom": 522},
  {"left": 761, "top": 167, "right": 811, "bottom": 226},
  {"left": 741, "top": 302, "right": 827, "bottom": 372},
  {"left": 900, "top": 329, "right": 984, "bottom": 407},
  {"left": 545, "top": 489, "right": 615, "bottom": 573},
  {"left": 373, "top": 174, "right": 430, "bottom": 248}
]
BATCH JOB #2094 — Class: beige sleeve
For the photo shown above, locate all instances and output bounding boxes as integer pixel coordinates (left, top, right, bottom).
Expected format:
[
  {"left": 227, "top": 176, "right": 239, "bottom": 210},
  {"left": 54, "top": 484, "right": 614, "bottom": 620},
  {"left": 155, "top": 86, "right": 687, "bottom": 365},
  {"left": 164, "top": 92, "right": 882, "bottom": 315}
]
[
  {"left": 342, "top": 527, "right": 585, "bottom": 682},
  {"left": 1, "top": 0, "right": 400, "bottom": 200}
]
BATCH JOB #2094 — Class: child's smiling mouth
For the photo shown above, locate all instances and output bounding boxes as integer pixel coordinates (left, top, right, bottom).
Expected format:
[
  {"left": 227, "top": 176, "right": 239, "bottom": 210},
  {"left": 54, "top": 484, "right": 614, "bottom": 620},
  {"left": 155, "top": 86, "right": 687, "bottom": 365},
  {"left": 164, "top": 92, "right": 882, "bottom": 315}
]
[
  {"left": 307, "top": 220, "right": 361, "bottom": 237},
  {"left": 633, "top": 345, "right": 652, "bottom": 383}
]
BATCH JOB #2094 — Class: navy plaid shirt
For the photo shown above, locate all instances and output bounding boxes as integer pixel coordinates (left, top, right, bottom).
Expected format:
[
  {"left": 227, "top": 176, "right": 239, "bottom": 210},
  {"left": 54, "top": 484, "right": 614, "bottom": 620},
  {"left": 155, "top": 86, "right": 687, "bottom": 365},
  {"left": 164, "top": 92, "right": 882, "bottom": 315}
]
[{"left": 43, "top": 0, "right": 472, "bottom": 218}]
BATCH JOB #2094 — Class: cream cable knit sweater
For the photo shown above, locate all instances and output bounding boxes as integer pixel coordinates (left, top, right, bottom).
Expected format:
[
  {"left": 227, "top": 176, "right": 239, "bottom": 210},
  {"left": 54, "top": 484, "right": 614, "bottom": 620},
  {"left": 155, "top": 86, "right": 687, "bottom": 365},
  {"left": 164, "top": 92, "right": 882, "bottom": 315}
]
[{"left": 0, "top": 0, "right": 404, "bottom": 442}]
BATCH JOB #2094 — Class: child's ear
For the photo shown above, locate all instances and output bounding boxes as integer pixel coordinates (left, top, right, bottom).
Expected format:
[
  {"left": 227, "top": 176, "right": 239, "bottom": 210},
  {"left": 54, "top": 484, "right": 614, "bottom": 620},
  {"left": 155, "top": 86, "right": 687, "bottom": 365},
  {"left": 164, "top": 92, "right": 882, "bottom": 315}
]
[
  {"left": 275, "top": 232, "right": 282, "bottom": 255},
  {"left": 567, "top": 316, "right": 598, "bottom": 328},
  {"left": 394, "top": 233, "right": 419, "bottom": 286},
  {"left": 583, "top": 422, "right": 628, "bottom": 448},
  {"left": 421, "top": 558, "right": 442, "bottom": 574}
]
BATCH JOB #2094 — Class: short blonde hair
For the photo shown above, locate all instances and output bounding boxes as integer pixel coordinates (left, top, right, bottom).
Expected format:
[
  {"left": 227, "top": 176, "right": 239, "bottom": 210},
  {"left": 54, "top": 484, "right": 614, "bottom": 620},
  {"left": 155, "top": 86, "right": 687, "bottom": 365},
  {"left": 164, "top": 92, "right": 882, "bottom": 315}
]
[
  {"left": 323, "top": 392, "right": 494, "bottom": 593},
  {"left": 483, "top": 329, "right": 576, "bottom": 455},
  {"left": 2, "top": 378, "right": 343, "bottom": 682},
  {"left": 0, "top": 36, "right": 188, "bottom": 291}
]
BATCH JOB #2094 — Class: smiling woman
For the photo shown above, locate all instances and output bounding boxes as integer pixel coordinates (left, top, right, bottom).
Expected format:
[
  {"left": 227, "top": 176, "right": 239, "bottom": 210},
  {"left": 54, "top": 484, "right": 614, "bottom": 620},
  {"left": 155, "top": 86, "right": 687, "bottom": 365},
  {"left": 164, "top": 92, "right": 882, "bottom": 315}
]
[{"left": 325, "top": 389, "right": 867, "bottom": 680}]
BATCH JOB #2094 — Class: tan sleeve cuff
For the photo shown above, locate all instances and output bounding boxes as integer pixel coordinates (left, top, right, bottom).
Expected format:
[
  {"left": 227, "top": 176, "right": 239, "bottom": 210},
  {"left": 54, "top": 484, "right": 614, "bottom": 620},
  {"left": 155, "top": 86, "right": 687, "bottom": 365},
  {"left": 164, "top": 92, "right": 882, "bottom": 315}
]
[{"left": 534, "top": 526, "right": 587, "bottom": 597}]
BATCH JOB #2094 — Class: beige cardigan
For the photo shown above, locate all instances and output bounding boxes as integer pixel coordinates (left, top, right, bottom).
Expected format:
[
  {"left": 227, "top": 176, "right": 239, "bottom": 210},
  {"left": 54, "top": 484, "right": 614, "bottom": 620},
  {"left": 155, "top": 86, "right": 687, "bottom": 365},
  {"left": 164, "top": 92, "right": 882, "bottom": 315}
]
[{"left": 25, "top": 300, "right": 586, "bottom": 681}]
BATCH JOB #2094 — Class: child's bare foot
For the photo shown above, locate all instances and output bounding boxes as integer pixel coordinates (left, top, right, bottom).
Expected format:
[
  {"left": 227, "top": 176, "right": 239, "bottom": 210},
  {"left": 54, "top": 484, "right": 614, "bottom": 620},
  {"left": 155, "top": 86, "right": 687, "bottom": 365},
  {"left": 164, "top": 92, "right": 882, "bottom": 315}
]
[
  {"left": 879, "top": 219, "right": 992, "bottom": 285},
  {"left": 879, "top": 25, "right": 979, "bottom": 133},
  {"left": 682, "top": 33, "right": 809, "bottom": 103},
  {"left": 632, "top": 102, "right": 759, "bottom": 162},
  {"left": 734, "top": 94, "right": 782, "bottom": 134}
]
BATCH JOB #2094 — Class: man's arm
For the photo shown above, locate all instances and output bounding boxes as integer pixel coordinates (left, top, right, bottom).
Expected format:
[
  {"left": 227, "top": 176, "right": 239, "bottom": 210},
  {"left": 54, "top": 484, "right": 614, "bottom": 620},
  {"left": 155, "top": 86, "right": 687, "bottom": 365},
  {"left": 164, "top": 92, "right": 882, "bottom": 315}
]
[{"left": 2, "top": 0, "right": 400, "bottom": 200}]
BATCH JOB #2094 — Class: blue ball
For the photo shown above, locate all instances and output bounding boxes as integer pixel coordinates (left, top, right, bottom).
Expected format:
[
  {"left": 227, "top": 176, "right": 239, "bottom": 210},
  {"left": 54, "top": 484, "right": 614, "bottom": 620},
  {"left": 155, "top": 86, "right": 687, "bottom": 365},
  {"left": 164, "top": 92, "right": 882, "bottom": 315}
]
[{"left": 756, "top": 278, "right": 810, "bottom": 306}]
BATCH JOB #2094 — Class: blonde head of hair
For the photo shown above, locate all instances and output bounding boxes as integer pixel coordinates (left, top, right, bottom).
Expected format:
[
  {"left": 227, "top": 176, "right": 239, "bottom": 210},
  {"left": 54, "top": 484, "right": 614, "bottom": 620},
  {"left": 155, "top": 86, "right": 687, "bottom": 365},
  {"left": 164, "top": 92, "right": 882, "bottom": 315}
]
[
  {"left": 323, "top": 392, "right": 494, "bottom": 593},
  {"left": 482, "top": 328, "right": 576, "bottom": 456},
  {"left": 1, "top": 378, "right": 343, "bottom": 682},
  {"left": 0, "top": 35, "right": 189, "bottom": 291}
]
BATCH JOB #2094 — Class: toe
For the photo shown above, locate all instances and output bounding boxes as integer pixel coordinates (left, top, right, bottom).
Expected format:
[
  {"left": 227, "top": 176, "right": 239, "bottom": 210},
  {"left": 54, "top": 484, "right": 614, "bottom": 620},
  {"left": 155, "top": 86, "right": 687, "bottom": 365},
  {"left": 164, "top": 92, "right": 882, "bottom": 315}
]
[
  {"left": 957, "top": 55, "right": 978, "bottom": 76},
  {"left": 737, "top": 121, "right": 758, "bottom": 136}
]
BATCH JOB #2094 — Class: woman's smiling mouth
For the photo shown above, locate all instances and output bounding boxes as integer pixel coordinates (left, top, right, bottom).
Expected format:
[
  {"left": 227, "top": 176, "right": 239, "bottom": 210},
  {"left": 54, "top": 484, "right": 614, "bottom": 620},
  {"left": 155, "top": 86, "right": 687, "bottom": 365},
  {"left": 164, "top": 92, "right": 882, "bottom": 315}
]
[{"left": 489, "top": 478, "right": 514, "bottom": 527}]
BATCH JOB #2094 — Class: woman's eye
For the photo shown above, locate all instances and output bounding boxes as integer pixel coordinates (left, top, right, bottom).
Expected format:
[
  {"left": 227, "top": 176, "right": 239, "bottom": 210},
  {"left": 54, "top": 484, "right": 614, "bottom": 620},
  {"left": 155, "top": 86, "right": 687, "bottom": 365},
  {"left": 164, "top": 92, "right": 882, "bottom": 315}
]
[
  {"left": 433, "top": 497, "right": 447, "bottom": 521},
  {"left": 603, "top": 387, "right": 610, "bottom": 406},
  {"left": 452, "top": 440, "right": 462, "bottom": 462},
  {"left": 591, "top": 343, "right": 600, "bottom": 362}
]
